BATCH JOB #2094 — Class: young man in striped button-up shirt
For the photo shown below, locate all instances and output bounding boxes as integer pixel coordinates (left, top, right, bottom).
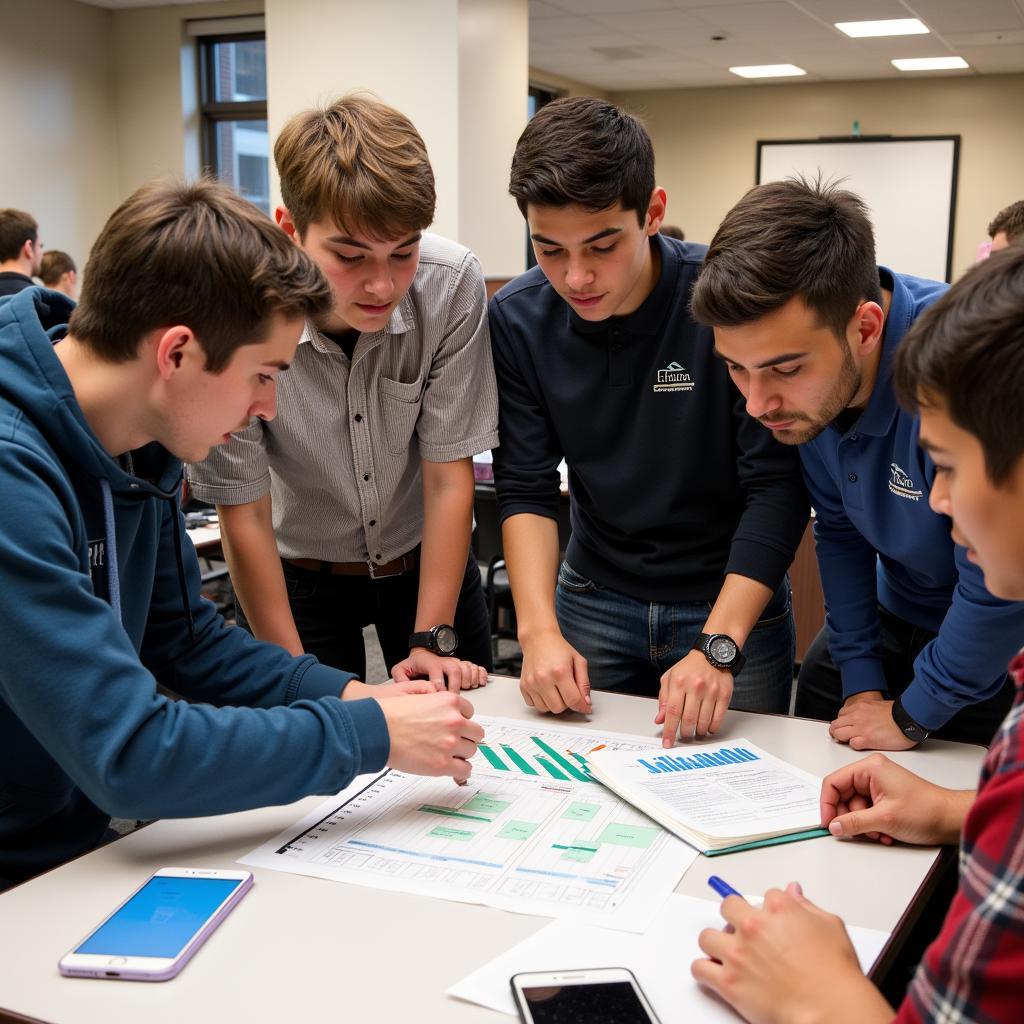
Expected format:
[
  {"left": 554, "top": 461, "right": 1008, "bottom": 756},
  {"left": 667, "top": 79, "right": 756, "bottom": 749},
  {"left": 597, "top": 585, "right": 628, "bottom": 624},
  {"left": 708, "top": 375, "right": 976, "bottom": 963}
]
[{"left": 189, "top": 96, "right": 498, "bottom": 690}]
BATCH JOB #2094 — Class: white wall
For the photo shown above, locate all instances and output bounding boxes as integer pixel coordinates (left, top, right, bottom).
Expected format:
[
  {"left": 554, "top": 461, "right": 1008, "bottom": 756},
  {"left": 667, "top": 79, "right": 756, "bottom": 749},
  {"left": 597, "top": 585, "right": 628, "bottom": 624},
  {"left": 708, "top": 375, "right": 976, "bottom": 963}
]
[
  {"left": 265, "top": 0, "right": 461, "bottom": 241},
  {"left": 459, "top": 0, "right": 529, "bottom": 278},
  {"left": 0, "top": 0, "right": 118, "bottom": 271}
]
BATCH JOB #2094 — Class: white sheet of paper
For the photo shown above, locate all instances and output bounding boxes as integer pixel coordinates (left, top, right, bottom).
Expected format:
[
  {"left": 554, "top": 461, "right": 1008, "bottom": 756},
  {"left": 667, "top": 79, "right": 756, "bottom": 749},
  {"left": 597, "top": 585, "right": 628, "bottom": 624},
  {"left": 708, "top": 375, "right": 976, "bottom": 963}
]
[
  {"left": 240, "top": 717, "right": 697, "bottom": 933},
  {"left": 447, "top": 892, "right": 890, "bottom": 1022}
]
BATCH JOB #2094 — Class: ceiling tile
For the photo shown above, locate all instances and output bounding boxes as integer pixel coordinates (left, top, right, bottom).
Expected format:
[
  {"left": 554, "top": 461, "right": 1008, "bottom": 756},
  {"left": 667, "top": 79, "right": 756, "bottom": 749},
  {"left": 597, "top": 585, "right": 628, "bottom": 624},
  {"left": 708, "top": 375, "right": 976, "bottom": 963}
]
[{"left": 900, "top": 0, "right": 1024, "bottom": 34}]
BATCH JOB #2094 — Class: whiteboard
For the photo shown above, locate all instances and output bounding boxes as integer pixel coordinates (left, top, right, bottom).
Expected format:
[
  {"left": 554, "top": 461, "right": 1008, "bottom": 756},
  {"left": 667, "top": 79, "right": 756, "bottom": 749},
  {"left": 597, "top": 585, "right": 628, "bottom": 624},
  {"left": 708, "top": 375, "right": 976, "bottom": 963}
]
[{"left": 757, "top": 137, "right": 959, "bottom": 282}]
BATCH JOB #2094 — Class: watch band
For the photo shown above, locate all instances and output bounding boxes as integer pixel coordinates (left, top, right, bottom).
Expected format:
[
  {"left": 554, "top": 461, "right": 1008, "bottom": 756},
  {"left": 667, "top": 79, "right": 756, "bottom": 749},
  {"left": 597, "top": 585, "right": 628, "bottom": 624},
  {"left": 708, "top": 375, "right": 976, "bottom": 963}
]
[
  {"left": 692, "top": 632, "right": 746, "bottom": 674},
  {"left": 408, "top": 624, "right": 459, "bottom": 656},
  {"left": 891, "top": 696, "right": 930, "bottom": 743}
]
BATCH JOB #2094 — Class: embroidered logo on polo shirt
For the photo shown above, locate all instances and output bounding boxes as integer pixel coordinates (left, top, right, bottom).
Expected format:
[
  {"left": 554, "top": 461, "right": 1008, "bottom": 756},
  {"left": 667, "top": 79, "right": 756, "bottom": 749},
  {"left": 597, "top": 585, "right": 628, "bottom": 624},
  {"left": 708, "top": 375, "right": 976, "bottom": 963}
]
[
  {"left": 888, "top": 462, "right": 923, "bottom": 501},
  {"left": 653, "top": 361, "right": 695, "bottom": 393}
]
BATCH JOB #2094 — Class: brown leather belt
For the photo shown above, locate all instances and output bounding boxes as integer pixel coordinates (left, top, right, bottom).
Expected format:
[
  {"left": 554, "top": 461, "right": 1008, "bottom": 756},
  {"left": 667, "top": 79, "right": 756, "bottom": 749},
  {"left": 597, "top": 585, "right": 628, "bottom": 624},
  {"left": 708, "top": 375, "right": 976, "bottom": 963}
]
[{"left": 284, "top": 551, "right": 418, "bottom": 579}]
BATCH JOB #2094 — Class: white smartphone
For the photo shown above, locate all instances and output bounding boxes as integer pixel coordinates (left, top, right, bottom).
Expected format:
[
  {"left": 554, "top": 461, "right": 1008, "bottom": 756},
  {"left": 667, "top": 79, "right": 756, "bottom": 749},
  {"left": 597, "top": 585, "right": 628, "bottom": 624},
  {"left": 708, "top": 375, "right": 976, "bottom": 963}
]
[
  {"left": 58, "top": 867, "right": 253, "bottom": 981},
  {"left": 511, "top": 966, "right": 661, "bottom": 1023}
]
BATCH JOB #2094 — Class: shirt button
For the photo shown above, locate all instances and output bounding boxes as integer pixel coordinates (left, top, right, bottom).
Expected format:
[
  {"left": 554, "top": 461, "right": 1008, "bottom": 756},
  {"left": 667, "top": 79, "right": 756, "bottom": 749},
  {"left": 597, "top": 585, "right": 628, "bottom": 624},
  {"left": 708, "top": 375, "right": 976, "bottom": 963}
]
[
  {"left": 848, "top": 472, "right": 858, "bottom": 483},
  {"left": 375, "top": 552, "right": 382, "bottom": 561},
  {"left": 369, "top": 519, "right": 377, "bottom": 526},
  {"left": 363, "top": 473, "right": 370, "bottom": 481},
  {"left": 849, "top": 434, "right": 859, "bottom": 442},
  {"left": 354, "top": 413, "right": 363, "bottom": 423}
]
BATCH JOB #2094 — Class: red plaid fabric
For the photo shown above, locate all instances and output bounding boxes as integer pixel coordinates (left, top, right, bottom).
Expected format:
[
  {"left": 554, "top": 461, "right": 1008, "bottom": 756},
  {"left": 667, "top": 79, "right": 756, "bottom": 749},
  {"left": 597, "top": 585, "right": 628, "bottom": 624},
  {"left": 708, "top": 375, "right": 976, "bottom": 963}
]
[{"left": 897, "top": 652, "right": 1024, "bottom": 1023}]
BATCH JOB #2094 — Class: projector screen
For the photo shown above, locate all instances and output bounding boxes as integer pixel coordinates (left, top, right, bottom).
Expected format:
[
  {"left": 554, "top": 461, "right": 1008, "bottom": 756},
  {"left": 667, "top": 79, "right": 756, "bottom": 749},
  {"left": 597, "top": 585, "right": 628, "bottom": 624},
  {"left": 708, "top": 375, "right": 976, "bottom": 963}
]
[{"left": 756, "top": 136, "right": 960, "bottom": 282}]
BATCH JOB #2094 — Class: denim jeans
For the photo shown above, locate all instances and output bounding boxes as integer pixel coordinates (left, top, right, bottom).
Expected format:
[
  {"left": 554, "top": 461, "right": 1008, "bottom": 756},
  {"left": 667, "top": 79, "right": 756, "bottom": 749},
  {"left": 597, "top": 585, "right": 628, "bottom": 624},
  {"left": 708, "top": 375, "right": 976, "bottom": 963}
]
[
  {"left": 795, "top": 606, "right": 1014, "bottom": 747},
  {"left": 554, "top": 562, "right": 795, "bottom": 713},
  {"left": 235, "top": 550, "right": 493, "bottom": 679}
]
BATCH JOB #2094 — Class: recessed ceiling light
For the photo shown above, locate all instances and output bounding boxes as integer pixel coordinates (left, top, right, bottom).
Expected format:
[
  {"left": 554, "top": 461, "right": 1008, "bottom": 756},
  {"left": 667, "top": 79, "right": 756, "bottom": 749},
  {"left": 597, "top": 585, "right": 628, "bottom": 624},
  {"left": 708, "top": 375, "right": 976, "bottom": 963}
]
[
  {"left": 729, "top": 64, "right": 807, "bottom": 79},
  {"left": 835, "top": 19, "right": 928, "bottom": 37},
  {"left": 891, "top": 56, "right": 970, "bottom": 71}
]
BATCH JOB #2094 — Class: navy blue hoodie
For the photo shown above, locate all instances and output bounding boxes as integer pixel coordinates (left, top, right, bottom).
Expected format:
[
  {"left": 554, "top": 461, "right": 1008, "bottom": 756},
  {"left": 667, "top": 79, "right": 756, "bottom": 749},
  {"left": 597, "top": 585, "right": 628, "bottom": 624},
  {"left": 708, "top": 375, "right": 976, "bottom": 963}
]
[{"left": 0, "top": 289, "right": 388, "bottom": 886}]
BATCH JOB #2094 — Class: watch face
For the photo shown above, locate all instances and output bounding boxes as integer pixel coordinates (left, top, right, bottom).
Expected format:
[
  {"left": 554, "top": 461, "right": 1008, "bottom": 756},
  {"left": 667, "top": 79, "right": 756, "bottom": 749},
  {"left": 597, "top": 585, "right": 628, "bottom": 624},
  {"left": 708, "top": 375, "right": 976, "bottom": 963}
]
[
  {"left": 708, "top": 636, "right": 737, "bottom": 664},
  {"left": 434, "top": 625, "right": 458, "bottom": 656}
]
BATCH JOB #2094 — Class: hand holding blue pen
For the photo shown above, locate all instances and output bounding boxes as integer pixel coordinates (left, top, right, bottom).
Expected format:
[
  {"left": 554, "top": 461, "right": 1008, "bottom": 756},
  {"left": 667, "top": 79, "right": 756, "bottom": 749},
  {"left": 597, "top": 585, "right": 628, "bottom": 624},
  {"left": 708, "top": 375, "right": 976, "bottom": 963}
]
[{"left": 707, "top": 874, "right": 745, "bottom": 901}]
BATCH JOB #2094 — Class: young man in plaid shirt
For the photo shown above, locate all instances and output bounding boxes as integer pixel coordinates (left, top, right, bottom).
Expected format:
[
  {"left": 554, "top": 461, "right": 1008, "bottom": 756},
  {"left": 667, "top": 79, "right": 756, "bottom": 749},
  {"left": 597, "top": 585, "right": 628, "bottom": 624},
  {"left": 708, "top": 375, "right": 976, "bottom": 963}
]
[{"left": 690, "top": 246, "right": 1024, "bottom": 1023}]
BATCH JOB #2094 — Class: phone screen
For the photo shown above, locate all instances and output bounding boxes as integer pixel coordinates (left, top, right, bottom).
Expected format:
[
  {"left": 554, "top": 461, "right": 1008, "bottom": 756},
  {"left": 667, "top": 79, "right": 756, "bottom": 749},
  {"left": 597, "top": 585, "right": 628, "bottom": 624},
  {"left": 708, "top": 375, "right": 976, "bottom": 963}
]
[
  {"left": 520, "top": 980, "right": 653, "bottom": 1023},
  {"left": 74, "top": 875, "right": 242, "bottom": 958}
]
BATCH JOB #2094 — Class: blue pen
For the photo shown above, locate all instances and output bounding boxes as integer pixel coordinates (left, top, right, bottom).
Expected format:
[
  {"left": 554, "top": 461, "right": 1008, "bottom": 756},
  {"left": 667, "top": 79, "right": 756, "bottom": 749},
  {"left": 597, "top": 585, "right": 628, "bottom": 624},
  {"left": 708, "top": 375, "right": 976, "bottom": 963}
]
[{"left": 707, "top": 875, "right": 745, "bottom": 901}]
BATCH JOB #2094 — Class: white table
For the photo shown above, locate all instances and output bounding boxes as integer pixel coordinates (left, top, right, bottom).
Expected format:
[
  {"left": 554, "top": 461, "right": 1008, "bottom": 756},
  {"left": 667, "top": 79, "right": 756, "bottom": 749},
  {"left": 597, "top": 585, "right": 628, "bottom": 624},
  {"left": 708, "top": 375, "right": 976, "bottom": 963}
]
[{"left": 0, "top": 680, "right": 984, "bottom": 1024}]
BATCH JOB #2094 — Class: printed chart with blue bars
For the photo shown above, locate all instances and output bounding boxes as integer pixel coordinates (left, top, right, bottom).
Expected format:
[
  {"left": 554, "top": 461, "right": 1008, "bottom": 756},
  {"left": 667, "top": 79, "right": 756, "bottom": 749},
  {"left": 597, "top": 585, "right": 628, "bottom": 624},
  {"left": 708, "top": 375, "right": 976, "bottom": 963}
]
[{"left": 241, "top": 717, "right": 697, "bottom": 933}]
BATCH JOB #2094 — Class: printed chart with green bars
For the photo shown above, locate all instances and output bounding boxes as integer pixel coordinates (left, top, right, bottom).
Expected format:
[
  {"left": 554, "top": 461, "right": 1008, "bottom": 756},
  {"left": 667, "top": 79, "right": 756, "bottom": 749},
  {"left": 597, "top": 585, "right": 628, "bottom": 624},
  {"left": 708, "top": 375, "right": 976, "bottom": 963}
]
[{"left": 245, "top": 716, "right": 695, "bottom": 933}]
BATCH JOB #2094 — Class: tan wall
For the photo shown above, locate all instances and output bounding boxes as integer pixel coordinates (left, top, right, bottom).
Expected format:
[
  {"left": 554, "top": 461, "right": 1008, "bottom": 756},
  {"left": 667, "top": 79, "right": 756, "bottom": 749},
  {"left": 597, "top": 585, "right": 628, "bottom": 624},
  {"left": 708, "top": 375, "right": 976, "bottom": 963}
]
[
  {"left": 0, "top": 0, "right": 117, "bottom": 271},
  {"left": 265, "top": 0, "right": 461, "bottom": 240},
  {"left": 614, "top": 75, "right": 1024, "bottom": 280},
  {"left": 111, "top": 0, "right": 264, "bottom": 199},
  {"left": 529, "top": 66, "right": 609, "bottom": 100}
]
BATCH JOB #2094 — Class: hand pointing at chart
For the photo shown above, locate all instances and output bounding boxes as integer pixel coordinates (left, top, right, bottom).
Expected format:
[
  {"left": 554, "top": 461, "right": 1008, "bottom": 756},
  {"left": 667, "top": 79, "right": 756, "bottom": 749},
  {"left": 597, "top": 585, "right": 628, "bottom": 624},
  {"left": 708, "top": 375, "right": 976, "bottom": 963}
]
[{"left": 377, "top": 692, "right": 484, "bottom": 783}]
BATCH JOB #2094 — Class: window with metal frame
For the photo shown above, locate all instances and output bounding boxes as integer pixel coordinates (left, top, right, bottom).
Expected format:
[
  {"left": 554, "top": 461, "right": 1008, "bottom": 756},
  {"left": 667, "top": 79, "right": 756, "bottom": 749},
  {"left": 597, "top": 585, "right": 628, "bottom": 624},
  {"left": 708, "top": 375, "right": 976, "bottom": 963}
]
[{"left": 198, "top": 33, "right": 269, "bottom": 214}]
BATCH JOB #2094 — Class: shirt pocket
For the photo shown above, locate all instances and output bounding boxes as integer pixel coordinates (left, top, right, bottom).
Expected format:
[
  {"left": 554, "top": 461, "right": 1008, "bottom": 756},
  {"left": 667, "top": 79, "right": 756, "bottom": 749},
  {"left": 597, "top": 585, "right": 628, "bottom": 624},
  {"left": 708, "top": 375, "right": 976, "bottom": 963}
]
[{"left": 379, "top": 376, "right": 425, "bottom": 455}]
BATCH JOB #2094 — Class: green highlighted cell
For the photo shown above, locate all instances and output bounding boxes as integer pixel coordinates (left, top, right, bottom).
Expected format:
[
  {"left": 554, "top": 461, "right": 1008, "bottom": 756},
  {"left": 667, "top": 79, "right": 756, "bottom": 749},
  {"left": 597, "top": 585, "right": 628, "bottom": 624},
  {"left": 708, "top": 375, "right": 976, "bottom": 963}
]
[
  {"left": 598, "top": 823, "right": 659, "bottom": 849},
  {"left": 561, "top": 801, "right": 601, "bottom": 822},
  {"left": 417, "top": 805, "right": 491, "bottom": 823},
  {"left": 569, "top": 752, "right": 590, "bottom": 769},
  {"left": 496, "top": 820, "right": 541, "bottom": 841},
  {"left": 478, "top": 744, "right": 510, "bottom": 771},
  {"left": 501, "top": 744, "right": 540, "bottom": 775},
  {"left": 464, "top": 795, "right": 512, "bottom": 816},
  {"left": 531, "top": 737, "right": 592, "bottom": 782},
  {"left": 552, "top": 841, "right": 600, "bottom": 864},
  {"left": 561, "top": 847, "right": 598, "bottom": 863},
  {"left": 428, "top": 825, "right": 475, "bottom": 841},
  {"left": 536, "top": 756, "right": 568, "bottom": 780}
]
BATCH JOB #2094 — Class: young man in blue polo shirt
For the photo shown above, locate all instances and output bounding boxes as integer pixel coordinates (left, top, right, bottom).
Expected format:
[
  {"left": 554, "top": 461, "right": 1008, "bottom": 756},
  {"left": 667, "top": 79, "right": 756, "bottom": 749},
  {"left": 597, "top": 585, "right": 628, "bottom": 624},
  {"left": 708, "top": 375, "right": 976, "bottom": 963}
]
[
  {"left": 489, "top": 98, "right": 808, "bottom": 745},
  {"left": 692, "top": 177, "right": 1023, "bottom": 749}
]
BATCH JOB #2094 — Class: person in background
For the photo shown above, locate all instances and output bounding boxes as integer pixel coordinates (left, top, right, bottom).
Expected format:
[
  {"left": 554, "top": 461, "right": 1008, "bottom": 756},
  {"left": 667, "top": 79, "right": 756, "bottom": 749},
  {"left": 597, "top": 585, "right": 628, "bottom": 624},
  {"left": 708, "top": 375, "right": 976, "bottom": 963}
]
[
  {"left": 40, "top": 250, "right": 78, "bottom": 300},
  {"left": 692, "top": 177, "right": 1023, "bottom": 751},
  {"left": 490, "top": 97, "right": 807, "bottom": 745},
  {"left": 988, "top": 199, "right": 1024, "bottom": 252},
  {"left": 691, "top": 243, "right": 1024, "bottom": 1024},
  {"left": 0, "top": 208, "right": 42, "bottom": 298},
  {"left": 660, "top": 224, "right": 685, "bottom": 241},
  {"left": 188, "top": 96, "right": 497, "bottom": 691},
  {"left": 0, "top": 178, "right": 482, "bottom": 891}
]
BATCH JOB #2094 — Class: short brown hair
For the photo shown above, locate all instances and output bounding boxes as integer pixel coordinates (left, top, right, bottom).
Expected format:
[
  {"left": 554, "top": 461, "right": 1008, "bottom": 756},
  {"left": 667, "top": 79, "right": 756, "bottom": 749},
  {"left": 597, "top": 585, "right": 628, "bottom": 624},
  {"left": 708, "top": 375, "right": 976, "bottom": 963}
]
[
  {"left": 274, "top": 94, "right": 435, "bottom": 240},
  {"left": 988, "top": 200, "right": 1024, "bottom": 243},
  {"left": 0, "top": 208, "right": 38, "bottom": 262},
  {"left": 68, "top": 179, "right": 331, "bottom": 371},
  {"left": 40, "top": 250, "right": 76, "bottom": 285},
  {"left": 691, "top": 177, "right": 883, "bottom": 340},
  {"left": 509, "top": 97, "right": 655, "bottom": 226},
  {"left": 894, "top": 246, "right": 1024, "bottom": 485}
]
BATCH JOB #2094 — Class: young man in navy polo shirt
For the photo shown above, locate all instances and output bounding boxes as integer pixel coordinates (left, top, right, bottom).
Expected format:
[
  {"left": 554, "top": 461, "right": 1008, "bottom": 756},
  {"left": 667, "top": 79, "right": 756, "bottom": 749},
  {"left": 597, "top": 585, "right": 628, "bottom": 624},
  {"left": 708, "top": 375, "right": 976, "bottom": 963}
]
[
  {"left": 489, "top": 97, "right": 808, "bottom": 745},
  {"left": 692, "top": 177, "right": 1024, "bottom": 749}
]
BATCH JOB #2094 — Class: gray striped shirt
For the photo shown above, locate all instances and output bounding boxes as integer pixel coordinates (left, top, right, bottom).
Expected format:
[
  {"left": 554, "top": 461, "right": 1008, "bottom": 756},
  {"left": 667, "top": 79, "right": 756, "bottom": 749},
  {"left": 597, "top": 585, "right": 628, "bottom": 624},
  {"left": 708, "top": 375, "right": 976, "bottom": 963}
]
[{"left": 187, "top": 233, "right": 499, "bottom": 563}]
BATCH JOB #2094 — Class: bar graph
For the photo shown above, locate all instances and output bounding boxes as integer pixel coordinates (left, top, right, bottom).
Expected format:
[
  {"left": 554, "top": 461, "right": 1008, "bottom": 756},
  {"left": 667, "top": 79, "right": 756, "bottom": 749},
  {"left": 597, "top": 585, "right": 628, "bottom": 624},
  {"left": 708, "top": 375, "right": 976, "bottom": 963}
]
[
  {"left": 245, "top": 715, "right": 699, "bottom": 933},
  {"left": 476, "top": 733, "right": 598, "bottom": 783}
]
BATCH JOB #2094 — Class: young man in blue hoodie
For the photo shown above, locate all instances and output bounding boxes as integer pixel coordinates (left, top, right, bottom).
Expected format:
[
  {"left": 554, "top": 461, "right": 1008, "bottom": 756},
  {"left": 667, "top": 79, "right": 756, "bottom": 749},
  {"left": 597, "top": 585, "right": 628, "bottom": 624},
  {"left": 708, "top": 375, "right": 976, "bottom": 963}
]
[
  {"left": 0, "top": 179, "right": 483, "bottom": 890},
  {"left": 691, "top": 177, "right": 1024, "bottom": 750}
]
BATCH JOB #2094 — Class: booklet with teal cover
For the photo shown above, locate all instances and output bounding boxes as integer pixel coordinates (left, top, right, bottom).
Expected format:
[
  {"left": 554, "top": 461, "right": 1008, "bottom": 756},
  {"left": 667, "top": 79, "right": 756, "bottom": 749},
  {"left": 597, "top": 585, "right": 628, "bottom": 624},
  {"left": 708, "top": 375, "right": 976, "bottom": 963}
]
[{"left": 586, "top": 739, "right": 829, "bottom": 856}]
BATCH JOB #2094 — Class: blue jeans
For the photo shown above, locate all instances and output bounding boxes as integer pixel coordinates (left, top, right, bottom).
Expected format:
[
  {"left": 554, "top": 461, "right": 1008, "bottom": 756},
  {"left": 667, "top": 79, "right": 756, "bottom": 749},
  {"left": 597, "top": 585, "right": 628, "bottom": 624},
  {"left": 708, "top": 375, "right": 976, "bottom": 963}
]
[{"left": 555, "top": 562, "right": 795, "bottom": 714}]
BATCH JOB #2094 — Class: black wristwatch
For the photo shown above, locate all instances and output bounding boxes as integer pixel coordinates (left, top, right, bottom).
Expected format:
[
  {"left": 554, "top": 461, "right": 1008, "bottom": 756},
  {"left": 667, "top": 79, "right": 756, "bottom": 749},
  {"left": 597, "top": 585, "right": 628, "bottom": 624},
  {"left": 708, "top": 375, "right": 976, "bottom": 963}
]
[
  {"left": 891, "top": 696, "right": 930, "bottom": 743},
  {"left": 408, "top": 624, "right": 459, "bottom": 656},
  {"left": 692, "top": 633, "right": 746, "bottom": 674}
]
